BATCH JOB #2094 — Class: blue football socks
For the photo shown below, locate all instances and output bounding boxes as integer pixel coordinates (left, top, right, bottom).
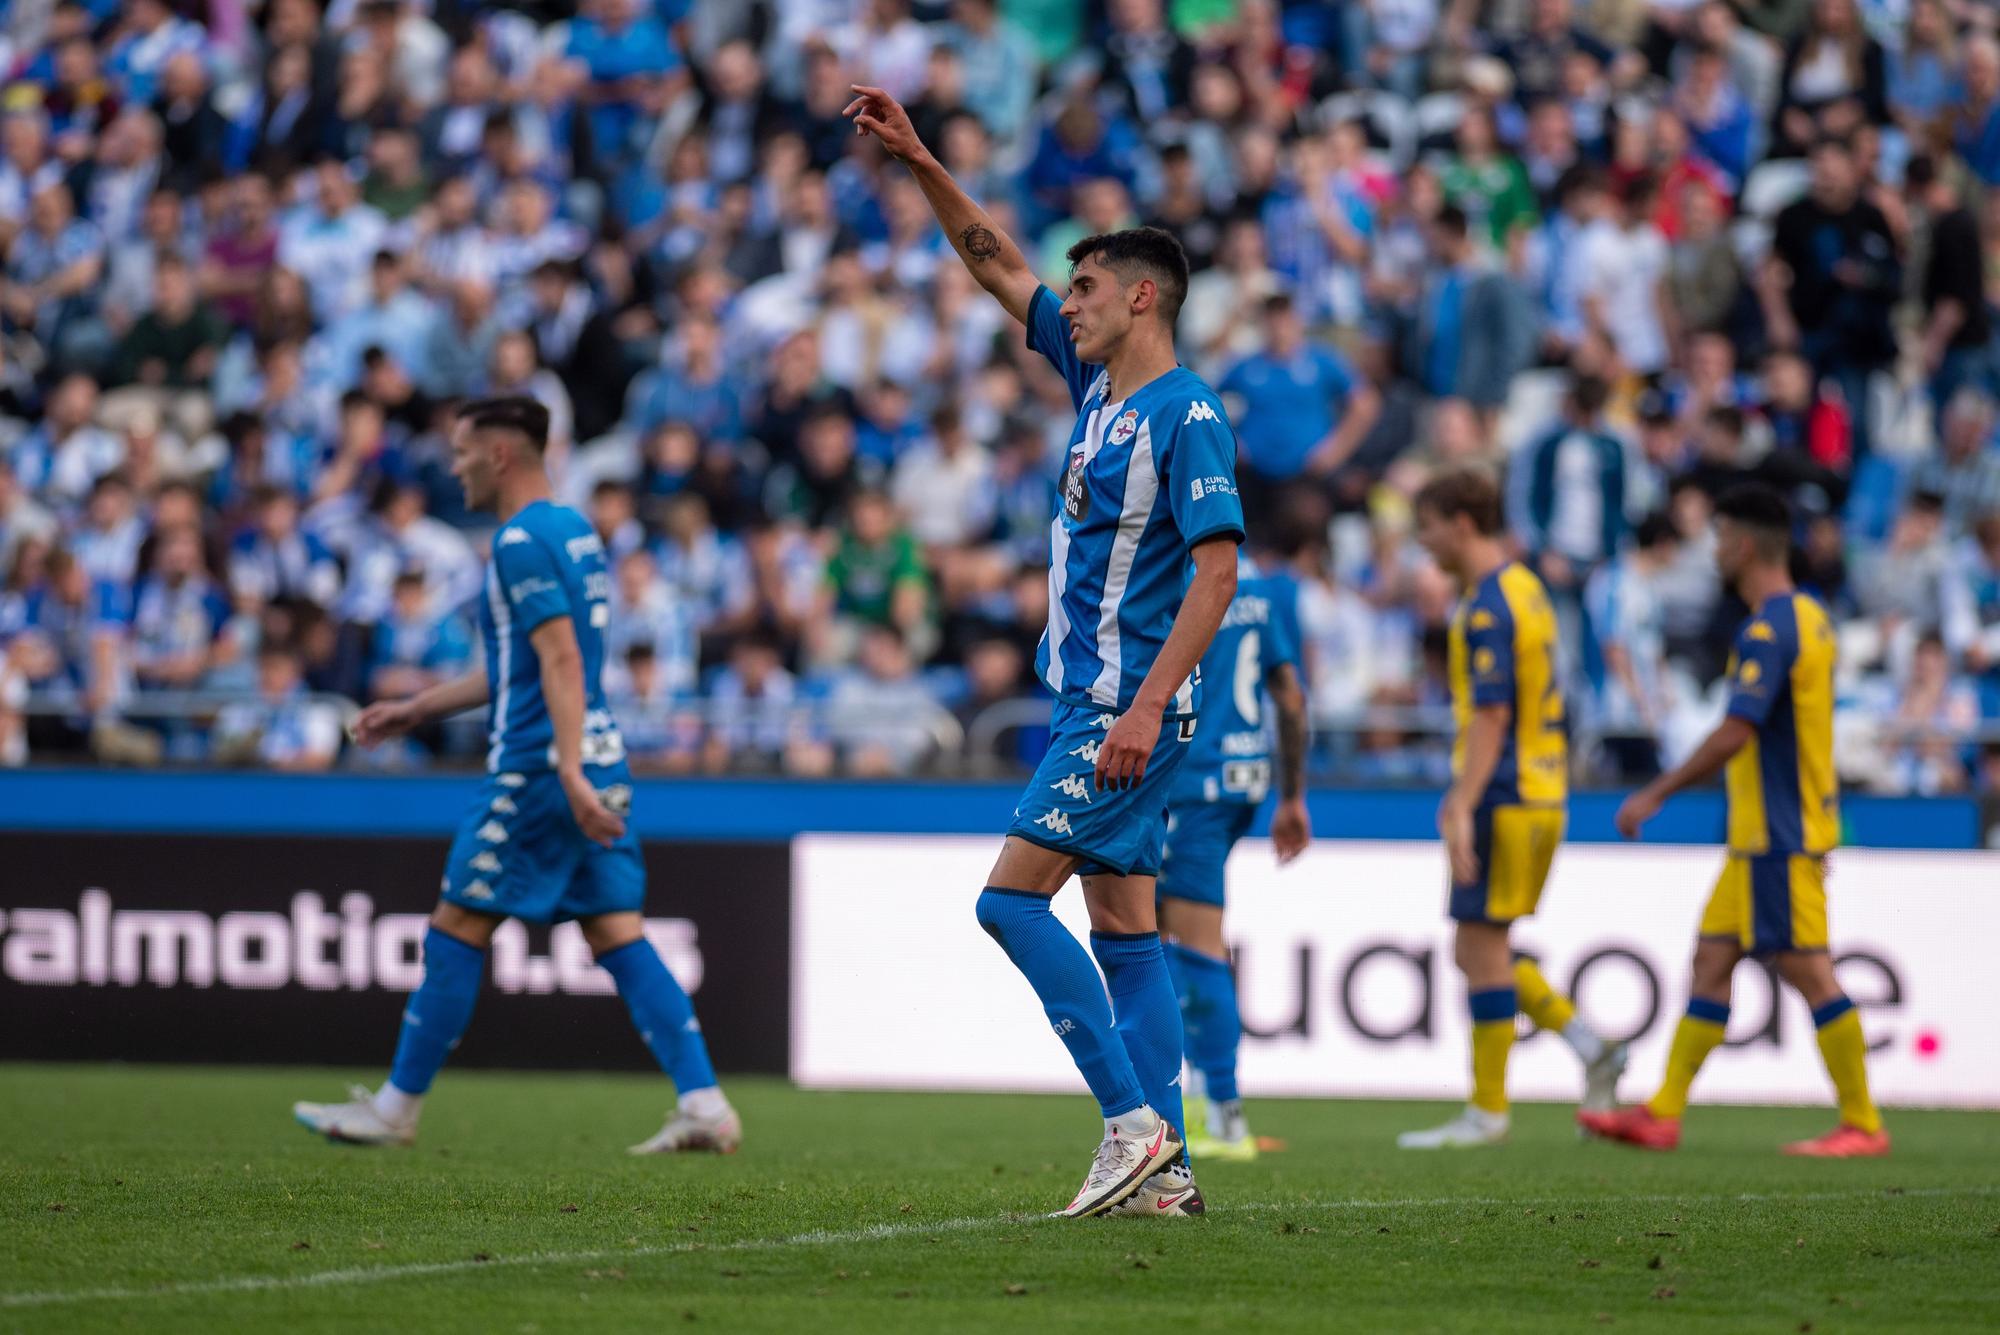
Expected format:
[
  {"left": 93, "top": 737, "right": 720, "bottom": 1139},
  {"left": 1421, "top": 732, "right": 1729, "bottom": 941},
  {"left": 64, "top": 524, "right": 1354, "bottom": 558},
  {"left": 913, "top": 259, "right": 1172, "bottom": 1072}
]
[
  {"left": 387, "top": 927, "right": 485, "bottom": 1096},
  {"left": 1168, "top": 941, "right": 1241, "bottom": 1104},
  {"left": 975, "top": 888, "right": 1145, "bottom": 1119},
  {"left": 598, "top": 938, "right": 718, "bottom": 1095},
  {"left": 1091, "top": 931, "right": 1187, "bottom": 1148}
]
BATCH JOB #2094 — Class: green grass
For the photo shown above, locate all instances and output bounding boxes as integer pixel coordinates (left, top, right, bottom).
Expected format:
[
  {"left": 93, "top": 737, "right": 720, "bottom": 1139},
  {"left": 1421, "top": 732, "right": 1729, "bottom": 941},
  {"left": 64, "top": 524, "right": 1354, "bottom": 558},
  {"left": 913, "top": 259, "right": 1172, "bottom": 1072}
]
[{"left": 2, "top": 1067, "right": 1996, "bottom": 1334}]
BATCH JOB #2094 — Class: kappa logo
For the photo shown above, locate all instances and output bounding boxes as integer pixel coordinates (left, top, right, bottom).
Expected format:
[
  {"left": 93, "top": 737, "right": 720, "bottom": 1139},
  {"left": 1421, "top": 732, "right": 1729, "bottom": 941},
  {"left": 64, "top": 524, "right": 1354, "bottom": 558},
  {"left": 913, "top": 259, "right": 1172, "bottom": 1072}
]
[
  {"left": 1183, "top": 400, "right": 1220, "bottom": 425},
  {"left": 1068, "top": 739, "right": 1101, "bottom": 764},
  {"left": 1470, "top": 609, "right": 1497, "bottom": 630},
  {"left": 1034, "top": 809, "right": 1075, "bottom": 836},
  {"left": 1746, "top": 620, "right": 1776, "bottom": 642},
  {"left": 469, "top": 851, "right": 502, "bottom": 874},
  {"left": 1092, "top": 713, "right": 1117, "bottom": 730},
  {"left": 1050, "top": 773, "right": 1093, "bottom": 803},
  {"left": 476, "top": 821, "right": 509, "bottom": 844},
  {"left": 490, "top": 795, "right": 517, "bottom": 815},
  {"left": 497, "top": 773, "right": 526, "bottom": 789},
  {"left": 497, "top": 527, "right": 530, "bottom": 547},
  {"left": 1109, "top": 408, "right": 1139, "bottom": 446},
  {"left": 462, "top": 879, "right": 495, "bottom": 901}
]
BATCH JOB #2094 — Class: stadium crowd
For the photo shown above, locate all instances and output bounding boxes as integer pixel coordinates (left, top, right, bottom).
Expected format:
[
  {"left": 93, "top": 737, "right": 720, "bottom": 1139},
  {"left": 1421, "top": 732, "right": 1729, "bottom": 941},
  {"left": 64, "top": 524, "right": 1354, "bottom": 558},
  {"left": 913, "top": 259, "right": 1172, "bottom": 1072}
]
[{"left": 2, "top": 0, "right": 1999, "bottom": 794}]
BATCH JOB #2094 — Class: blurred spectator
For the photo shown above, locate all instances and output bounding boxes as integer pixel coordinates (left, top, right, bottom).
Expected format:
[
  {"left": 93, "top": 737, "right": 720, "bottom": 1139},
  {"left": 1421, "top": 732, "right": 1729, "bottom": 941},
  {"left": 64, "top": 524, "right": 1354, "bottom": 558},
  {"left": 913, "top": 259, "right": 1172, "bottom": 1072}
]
[
  {"left": 1771, "top": 0, "right": 1887, "bottom": 161},
  {"left": 824, "top": 622, "right": 939, "bottom": 775},
  {"left": 1219, "top": 294, "right": 1380, "bottom": 513},
  {"left": 606, "top": 546, "right": 698, "bottom": 697},
  {"left": 1907, "top": 390, "right": 2000, "bottom": 538},
  {"left": 892, "top": 406, "right": 995, "bottom": 549},
  {"left": 1911, "top": 158, "right": 1994, "bottom": 417},
  {"left": 126, "top": 522, "right": 234, "bottom": 693},
  {"left": 1943, "top": 511, "right": 2000, "bottom": 716},
  {"left": 1882, "top": 633, "right": 1978, "bottom": 795},
  {"left": 1583, "top": 511, "right": 1683, "bottom": 778},
  {"left": 229, "top": 485, "right": 340, "bottom": 610},
  {"left": 1515, "top": 375, "right": 1628, "bottom": 659},
  {"left": 366, "top": 567, "right": 472, "bottom": 703},
  {"left": 701, "top": 627, "right": 810, "bottom": 774},
  {"left": 1578, "top": 175, "right": 1670, "bottom": 377},
  {"left": 822, "top": 487, "right": 931, "bottom": 660},
  {"left": 1761, "top": 135, "right": 1899, "bottom": 460},
  {"left": 612, "top": 642, "right": 700, "bottom": 774},
  {"left": 212, "top": 642, "right": 342, "bottom": 771}
]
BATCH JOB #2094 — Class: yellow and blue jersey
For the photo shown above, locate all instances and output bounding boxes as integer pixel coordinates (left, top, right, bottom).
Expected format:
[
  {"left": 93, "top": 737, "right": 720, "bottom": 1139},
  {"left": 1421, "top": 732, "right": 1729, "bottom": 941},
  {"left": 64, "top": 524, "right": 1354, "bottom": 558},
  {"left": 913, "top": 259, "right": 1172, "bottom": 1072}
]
[
  {"left": 1722, "top": 592, "right": 1839, "bottom": 857},
  {"left": 1449, "top": 562, "right": 1567, "bottom": 809}
]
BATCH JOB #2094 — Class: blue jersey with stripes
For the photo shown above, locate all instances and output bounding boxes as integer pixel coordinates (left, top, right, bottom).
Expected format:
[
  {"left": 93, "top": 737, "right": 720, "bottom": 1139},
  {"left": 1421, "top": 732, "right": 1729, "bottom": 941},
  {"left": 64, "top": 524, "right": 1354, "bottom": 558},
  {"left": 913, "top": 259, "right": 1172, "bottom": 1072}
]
[
  {"left": 1024, "top": 283, "right": 1246, "bottom": 718},
  {"left": 479, "top": 499, "right": 627, "bottom": 774},
  {"left": 1172, "top": 557, "right": 1303, "bottom": 804}
]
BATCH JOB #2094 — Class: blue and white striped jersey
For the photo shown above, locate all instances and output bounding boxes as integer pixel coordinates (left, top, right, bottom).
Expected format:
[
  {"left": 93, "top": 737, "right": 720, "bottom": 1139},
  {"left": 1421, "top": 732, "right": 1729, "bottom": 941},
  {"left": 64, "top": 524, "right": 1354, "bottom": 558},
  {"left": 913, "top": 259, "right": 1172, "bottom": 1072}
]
[
  {"left": 1172, "top": 556, "right": 1303, "bottom": 805},
  {"left": 479, "top": 500, "right": 627, "bottom": 774},
  {"left": 1024, "top": 284, "right": 1246, "bottom": 718}
]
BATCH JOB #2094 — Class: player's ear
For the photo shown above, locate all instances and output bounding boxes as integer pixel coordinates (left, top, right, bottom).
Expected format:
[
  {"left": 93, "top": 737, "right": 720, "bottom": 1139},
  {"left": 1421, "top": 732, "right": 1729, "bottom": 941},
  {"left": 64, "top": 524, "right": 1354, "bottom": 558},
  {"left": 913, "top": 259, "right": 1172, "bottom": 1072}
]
[{"left": 1129, "top": 276, "right": 1155, "bottom": 317}]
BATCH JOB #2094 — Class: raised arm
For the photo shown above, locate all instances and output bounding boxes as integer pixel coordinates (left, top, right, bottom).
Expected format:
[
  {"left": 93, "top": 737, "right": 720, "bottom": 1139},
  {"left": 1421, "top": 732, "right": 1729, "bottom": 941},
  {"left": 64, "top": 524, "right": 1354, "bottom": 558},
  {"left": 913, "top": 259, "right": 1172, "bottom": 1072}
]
[{"left": 846, "top": 84, "right": 1040, "bottom": 326}]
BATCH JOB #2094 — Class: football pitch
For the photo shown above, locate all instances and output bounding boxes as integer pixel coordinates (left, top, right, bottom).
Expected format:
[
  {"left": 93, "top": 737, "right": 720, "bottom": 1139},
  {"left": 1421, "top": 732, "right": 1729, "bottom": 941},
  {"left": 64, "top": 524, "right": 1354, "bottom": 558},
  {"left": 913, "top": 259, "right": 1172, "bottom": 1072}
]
[{"left": 4, "top": 1067, "right": 1996, "bottom": 1333}]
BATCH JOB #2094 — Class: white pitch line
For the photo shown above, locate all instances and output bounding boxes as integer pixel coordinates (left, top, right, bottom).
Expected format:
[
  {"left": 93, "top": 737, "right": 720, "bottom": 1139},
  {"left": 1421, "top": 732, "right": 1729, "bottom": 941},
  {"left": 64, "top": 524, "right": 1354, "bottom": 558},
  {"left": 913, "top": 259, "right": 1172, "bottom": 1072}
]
[{"left": 3, "top": 1185, "right": 1991, "bottom": 1310}]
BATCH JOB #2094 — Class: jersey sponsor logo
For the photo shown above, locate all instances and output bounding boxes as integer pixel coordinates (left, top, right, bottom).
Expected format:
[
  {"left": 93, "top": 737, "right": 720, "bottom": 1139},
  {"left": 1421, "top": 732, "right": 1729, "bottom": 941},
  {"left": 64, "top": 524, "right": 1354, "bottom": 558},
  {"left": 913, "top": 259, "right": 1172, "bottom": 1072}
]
[
  {"left": 1191, "top": 474, "right": 1238, "bottom": 501},
  {"left": 497, "top": 527, "right": 530, "bottom": 547},
  {"left": 509, "top": 575, "right": 559, "bottom": 603},
  {"left": 1062, "top": 445, "right": 1090, "bottom": 522},
  {"left": 1109, "top": 408, "right": 1139, "bottom": 446},
  {"left": 1050, "top": 773, "right": 1093, "bottom": 803},
  {"left": 1183, "top": 400, "right": 1220, "bottom": 425},
  {"left": 1068, "top": 739, "right": 1101, "bottom": 764},
  {"left": 469, "top": 851, "right": 502, "bottom": 874},
  {"left": 565, "top": 534, "right": 605, "bottom": 562},
  {"left": 476, "top": 820, "right": 509, "bottom": 844},
  {"left": 1033, "top": 808, "right": 1074, "bottom": 836}
]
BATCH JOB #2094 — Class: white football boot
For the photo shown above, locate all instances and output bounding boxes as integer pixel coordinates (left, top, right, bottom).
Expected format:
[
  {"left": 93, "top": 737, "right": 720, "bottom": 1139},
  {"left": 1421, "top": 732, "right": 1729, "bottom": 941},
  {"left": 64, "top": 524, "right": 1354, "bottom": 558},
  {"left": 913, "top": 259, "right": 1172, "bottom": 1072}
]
[
  {"left": 1057, "top": 1107, "right": 1183, "bottom": 1218},
  {"left": 1581, "top": 1041, "right": 1630, "bottom": 1113},
  {"left": 628, "top": 1101, "right": 743, "bottom": 1155},
  {"left": 293, "top": 1085, "right": 418, "bottom": 1147},
  {"left": 1396, "top": 1104, "right": 1510, "bottom": 1150},
  {"left": 1107, "top": 1161, "right": 1206, "bottom": 1217}
]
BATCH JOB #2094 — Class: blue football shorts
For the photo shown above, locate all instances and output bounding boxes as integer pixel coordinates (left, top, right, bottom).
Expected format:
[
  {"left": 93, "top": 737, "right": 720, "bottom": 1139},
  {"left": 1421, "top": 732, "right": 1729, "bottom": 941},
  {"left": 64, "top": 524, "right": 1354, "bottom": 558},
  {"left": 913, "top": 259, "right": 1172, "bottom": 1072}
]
[
  {"left": 1005, "top": 698, "right": 1194, "bottom": 878},
  {"left": 440, "top": 767, "right": 645, "bottom": 924},
  {"left": 1156, "top": 798, "right": 1258, "bottom": 908}
]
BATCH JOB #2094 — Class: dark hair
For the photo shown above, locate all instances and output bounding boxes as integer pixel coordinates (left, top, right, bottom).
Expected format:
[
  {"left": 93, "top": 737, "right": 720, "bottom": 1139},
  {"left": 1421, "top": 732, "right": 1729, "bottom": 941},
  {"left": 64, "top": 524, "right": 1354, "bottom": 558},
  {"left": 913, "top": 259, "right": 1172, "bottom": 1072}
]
[
  {"left": 1715, "top": 482, "right": 1792, "bottom": 554},
  {"left": 1908, "top": 489, "right": 1947, "bottom": 515},
  {"left": 1555, "top": 163, "right": 1605, "bottom": 205},
  {"left": 1635, "top": 510, "right": 1679, "bottom": 549},
  {"left": 1063, "top": 225, "right": 1190, "bottom": 327},
  {"left": 1433, "top": 204, "right": 1470, "bottom": 240},
  {"left": 1705, "top": 404, "right": 1745, "bottom": 435},
  {"left": 1569, "top": 374, "right": 1610, "bottom": 417},
  {"left": 460, "top": 395, "right": 550, "bottom": 452},
  {"left": 1414, "top": 468, "right": 1504, "bottom": 536}
]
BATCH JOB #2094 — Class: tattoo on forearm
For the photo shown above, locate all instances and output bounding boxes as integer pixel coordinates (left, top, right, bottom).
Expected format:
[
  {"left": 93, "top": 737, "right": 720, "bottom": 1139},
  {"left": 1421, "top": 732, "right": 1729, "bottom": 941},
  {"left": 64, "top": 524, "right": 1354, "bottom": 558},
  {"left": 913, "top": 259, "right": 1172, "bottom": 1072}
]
[
  {"left": 1278, "top": 703, "right": 1307, "bottom": 801},
  {"left": 959, "top": 224, "right": 1001, "bottom": 261}
]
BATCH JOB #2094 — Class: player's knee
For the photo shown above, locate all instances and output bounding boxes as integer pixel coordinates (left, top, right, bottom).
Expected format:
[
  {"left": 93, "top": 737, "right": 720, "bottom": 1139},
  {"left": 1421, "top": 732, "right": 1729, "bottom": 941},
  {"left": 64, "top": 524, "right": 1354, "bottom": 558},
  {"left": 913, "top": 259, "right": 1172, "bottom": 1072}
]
[
  {"left": 430, "top": 901, "right": 500, "bottom": 948},
  {"left": 580, "top": 911, "right": 647, "bottom": 957},
  {"left": 1772, "top": 949, "right": 1841, "bottom": 1007},
  {"left": 975, "top": 886, "right": 1039, "bottom": 942}
]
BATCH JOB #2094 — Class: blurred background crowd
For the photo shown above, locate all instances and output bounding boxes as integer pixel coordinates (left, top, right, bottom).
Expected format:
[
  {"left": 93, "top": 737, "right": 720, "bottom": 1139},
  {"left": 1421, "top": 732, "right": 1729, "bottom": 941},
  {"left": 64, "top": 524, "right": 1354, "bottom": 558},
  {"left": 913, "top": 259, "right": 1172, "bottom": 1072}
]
[{"left": 3, "top": 0, "right": 1999, "bottom": 795}]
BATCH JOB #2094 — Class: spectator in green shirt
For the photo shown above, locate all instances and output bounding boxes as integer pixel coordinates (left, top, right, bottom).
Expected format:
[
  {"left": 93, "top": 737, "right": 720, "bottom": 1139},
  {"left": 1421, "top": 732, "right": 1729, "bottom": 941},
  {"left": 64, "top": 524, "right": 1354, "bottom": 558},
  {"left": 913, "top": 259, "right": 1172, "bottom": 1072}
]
[
  {"left": 107, "top": 254, "right": 228, "bottom": 390},
  {"left": 822, "top": 488, "right": 931, "bottom": 660},
  {"left": 1440, "top": 104, "right": 1541, "bottom": 253}
]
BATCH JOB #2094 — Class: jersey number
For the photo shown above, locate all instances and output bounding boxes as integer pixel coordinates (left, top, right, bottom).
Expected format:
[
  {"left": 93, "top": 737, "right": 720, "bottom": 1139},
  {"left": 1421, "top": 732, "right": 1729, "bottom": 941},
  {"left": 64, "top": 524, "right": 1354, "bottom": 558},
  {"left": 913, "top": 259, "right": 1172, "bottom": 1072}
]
[{"left": 1233, "top": 630, "right": 1261, "bottom": 727}]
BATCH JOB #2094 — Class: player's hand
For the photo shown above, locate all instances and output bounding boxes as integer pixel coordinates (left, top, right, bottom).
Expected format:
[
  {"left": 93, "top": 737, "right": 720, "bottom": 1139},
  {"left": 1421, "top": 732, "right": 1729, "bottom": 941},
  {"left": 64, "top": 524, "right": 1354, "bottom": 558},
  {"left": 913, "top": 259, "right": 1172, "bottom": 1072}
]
[
  {"left": 1271, "top": 796, "right": 1312, "bottom": 865},
  {"left": 561, "top": 770, "right": 627, "bottom": 848},
  {"left": 844, "top": 84, "right": 925, "bottom": 163},
  {"left": 1615, "top": 786, "right": 1664, "bottom": 840},
  {"left": 1096, "top": 703, "right": 1162, "bottom": 792},
  {"left": 1438, "top": 795, "right": 1479, "bottom": 886},
  {"left": 348, "top": 699, "right": 420, "bottom": 748}
]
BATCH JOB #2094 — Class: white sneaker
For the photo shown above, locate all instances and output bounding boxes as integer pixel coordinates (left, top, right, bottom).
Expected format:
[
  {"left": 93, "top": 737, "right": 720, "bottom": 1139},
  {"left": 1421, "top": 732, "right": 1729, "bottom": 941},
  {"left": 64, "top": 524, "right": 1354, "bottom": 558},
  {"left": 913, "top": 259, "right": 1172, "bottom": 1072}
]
[
  {"left": 1058, "top": 1108, "right": 1182, "bottom": 1218},
  {"left": 1582, "top": 1041, "right": 1629, "bottom": 1113},
  {"left": 293, "top": 1085, "right": 417, "bottom": 1147},
  {"left": 627, "top": 1102, "right": 742, "bottom": 1155},
  {"left": 1397, "top": 1105, "right": 1510, "bottom": 1150},
  {"left": 1107, "top": 1161, "right": 1206, "bottom": 1217}
]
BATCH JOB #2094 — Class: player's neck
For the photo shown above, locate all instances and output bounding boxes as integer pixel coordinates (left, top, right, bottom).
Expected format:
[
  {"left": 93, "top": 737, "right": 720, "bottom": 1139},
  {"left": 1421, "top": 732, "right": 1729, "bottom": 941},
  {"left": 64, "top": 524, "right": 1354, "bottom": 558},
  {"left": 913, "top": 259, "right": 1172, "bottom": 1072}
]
[
  {"left": 1460, "top": 542, "right": 1508, "bottom": 589},
  {"left": 496, "top": 472, "right": 553, "bottom": 522},
  {"left": 1737, "top": 563, "right": 1794, "bottom": 609},
  {"left": 1101, "top": 328, "right": 1179, "bottom": 403}
]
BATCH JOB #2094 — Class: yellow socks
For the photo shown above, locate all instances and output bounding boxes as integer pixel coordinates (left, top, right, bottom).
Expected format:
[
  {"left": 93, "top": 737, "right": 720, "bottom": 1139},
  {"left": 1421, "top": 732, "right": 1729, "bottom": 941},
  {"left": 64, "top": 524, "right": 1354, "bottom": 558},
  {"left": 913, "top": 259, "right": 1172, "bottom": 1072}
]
[
  {"left": 1512, "top": 956, "right": 1577, "bottom": 1033},
  {"left": 1647, "top": 997, "right": 1729, "bottom": 1119},
  {"left": 1469, "top": 987, "right": 1516, "bottom": 1114},
  {"left": 1812, "top": 998, "right": 1883, "bottom": 1134}
]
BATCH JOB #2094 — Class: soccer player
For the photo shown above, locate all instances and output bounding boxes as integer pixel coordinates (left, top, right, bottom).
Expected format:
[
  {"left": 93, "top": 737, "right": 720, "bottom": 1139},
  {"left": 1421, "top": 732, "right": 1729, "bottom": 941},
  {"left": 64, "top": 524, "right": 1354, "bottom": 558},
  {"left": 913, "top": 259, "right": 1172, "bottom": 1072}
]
[
  {"left": 293, "top": 398, "right": 740, "bottom": 1155},
  {"left": 850, "top": 86, "right": 1245, "bottom": 1218},
  {"left": 1158, "top": 553, "right": 1312, "bottom": 1161},
  {"left": 1400, "top": 470, "right": 1626, "bottom": 1150},
  {"left": 1580, "top": 485, "right": 1888, "bottom": 1156}
]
